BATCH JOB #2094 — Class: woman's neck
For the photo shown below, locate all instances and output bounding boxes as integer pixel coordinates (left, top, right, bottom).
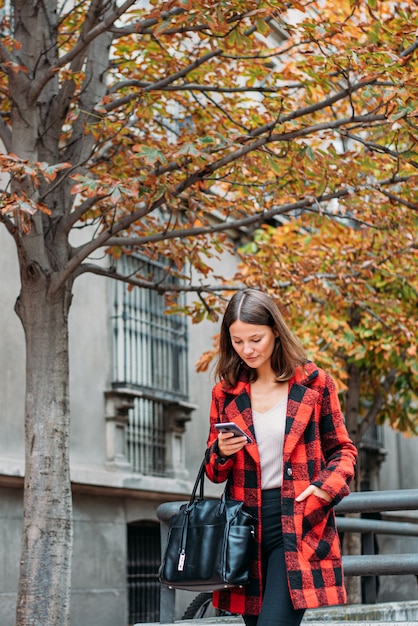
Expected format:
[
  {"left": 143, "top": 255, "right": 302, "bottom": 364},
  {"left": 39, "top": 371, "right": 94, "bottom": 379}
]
[
  {"left": 250, "top": 376, "right": 288, "bottom": 413},
  {"left": 254, "top": 363, "right": 276, "bottom": 383}
]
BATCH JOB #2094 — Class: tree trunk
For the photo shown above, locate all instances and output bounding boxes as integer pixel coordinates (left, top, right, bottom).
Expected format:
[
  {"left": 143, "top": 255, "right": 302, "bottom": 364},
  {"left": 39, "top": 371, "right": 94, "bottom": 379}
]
[{"left": 15, "top": 262, "right": 73, "bottom": 626}]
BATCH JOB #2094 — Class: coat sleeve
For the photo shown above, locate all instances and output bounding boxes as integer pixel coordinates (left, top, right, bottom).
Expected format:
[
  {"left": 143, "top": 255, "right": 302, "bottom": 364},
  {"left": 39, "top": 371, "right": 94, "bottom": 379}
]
[
  {"left": 311, "top": 372, "right": 358, "bottom": 504},
  {"left": 204, "top": 385, "right": 234, "bottom": 484}
]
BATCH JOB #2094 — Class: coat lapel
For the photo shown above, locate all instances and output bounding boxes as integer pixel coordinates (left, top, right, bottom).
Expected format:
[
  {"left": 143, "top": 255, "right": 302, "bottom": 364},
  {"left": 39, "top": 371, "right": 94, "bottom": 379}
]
[
  {"left": 283, "top": 382, "right": 319, "bottom": 461},
  {"left": 223, "top": 382, "right": 260, "bottom": 463}
]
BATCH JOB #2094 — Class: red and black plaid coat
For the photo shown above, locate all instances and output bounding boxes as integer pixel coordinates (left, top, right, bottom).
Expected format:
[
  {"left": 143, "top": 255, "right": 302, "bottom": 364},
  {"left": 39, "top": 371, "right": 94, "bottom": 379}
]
[{"left": 205, "top": 361, "right": 358, "bottom": 614}]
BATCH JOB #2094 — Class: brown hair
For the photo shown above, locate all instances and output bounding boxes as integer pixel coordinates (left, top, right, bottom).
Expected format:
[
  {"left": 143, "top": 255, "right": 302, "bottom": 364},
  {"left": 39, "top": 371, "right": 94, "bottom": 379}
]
[{"left": 215, "top": 289, "right": 307, "bottom": 387}]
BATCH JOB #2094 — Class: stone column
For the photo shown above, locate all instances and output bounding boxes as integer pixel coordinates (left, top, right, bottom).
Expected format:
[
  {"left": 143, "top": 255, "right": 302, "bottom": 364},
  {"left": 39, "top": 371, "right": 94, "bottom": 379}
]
[{"left": 104, "top": 390, "right": 135, "bottom": 471}]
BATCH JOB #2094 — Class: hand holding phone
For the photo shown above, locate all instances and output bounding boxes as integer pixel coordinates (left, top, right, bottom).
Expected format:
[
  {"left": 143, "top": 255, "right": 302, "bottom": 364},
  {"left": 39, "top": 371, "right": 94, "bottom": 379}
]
[{"left": 215, "top": 422, "right": 253, "bottom": 444}]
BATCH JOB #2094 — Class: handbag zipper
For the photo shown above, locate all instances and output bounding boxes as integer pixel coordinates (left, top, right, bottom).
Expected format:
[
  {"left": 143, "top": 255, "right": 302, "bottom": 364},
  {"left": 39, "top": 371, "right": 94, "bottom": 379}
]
[
  {"left": 178, "top": 508, "right": 190, "bottom": 571},
  {"left": 178, "top": 549, "right": 186, "bottom": 571}
]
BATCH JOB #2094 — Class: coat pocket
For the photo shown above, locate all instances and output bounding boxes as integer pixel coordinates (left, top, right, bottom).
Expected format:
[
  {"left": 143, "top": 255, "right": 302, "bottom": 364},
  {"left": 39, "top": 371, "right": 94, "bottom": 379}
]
[{"left": 299, "top": 494, "right": 339, "bottom": 560}]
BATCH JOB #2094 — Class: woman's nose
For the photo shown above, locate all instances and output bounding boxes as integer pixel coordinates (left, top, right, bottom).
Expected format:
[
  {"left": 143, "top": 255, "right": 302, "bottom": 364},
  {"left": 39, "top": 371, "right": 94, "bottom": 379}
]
[{"left": 243, "top": 344, "right": 253, "bottom": 355}]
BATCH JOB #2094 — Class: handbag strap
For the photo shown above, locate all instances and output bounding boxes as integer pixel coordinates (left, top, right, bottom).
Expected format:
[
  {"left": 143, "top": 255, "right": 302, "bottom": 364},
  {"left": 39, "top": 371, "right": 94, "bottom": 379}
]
[
  {"left": 188, "top": 456, "right": 231, "bottom": 505},
  {"left": 188, "top": 456, "right": 230, "bottom": 514},
  {"left": 176, "top": 455, "right": 231, "bottom": 572},
  {"left": 189, "top": 459, "right": 206, "bottom": 506},
  {"left": 177, "top": 459, "right": 204, "bottom": 571},
  {"left": 177, "top": 456, "right": 228, "bottom": 572}
]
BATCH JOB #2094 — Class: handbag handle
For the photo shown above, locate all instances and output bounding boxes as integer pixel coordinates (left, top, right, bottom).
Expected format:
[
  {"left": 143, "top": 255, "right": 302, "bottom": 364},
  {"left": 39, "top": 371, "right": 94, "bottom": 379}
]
[
  {"left": 188, "top": 459, "right": 206, "bottom": 507},
  {"left": 177, "top": 459, "right": 205, "bottom": 571},
  {"left": 187, "top": 457, "right": 228, "bottom": 513},
  {"left": 177, "top": 456, "right": 229, "bottom": 572}
]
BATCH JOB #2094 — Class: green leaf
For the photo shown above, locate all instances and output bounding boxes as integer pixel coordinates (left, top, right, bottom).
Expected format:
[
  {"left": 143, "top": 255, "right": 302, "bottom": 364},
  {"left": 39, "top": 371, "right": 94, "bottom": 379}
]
[
  {"left": 134, "top": 145, "right": 168, "bottom": 165},
  {"left": 198, "top": 136, "right": 215, "bottom": 145},
  {"left": 266, "top": 155, "right": 283, "bottom": 176},
  {"left": 177, "top": 143, "right": 201, "bottom": 157}
]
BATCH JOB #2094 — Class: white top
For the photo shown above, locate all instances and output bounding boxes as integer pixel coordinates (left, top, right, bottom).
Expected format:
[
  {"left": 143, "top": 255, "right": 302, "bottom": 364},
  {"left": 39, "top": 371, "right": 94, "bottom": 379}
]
[{"left": 252, "top": 396, "right": 287, "bottom": 490}]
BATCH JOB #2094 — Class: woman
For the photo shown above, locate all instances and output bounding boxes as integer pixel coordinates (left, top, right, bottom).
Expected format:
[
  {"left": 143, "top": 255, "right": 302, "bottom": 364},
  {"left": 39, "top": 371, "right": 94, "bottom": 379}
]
[{"left": 205, "top": 289, "right": 358, "bottom": 626}]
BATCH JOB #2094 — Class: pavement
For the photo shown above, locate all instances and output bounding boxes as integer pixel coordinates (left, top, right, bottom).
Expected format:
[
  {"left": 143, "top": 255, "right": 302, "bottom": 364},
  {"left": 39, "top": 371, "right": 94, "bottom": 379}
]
[
  {"left": 140, "top": 616, "right": 418, "bottom": 626},
  {"left": 141, "top": 599, "right": 418, "bottom": 625}
]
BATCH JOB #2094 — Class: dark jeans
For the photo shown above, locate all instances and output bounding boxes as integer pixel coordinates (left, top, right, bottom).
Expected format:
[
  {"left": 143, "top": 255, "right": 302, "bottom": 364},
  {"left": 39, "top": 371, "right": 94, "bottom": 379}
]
[{"left": 243, "top": 489, "right": 305, "bottom": 626}]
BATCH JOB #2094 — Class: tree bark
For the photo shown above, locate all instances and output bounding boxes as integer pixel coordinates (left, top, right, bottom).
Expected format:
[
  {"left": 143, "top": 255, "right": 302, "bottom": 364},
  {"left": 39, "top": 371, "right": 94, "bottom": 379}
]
[
  {"left": 15, "top": 263, "right": 73, "bottom": 626},
  {"left": 7, "top": 2, "right": 115, "bottom": 623}
]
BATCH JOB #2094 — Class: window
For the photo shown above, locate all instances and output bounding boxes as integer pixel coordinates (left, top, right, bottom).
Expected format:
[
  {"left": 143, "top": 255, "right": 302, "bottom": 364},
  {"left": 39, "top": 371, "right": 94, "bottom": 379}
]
[
  {"left": 112, "top": 255, "right": 188, "bottom": 399},
  {"left": 127, "top": 397, "right": 166, "bottom": 476},
  {"left": 127, "top": 521, "right": 161, "bottom": 625},
  {"left": 110, "top": 254, "right": 191, "bottom": 476}
]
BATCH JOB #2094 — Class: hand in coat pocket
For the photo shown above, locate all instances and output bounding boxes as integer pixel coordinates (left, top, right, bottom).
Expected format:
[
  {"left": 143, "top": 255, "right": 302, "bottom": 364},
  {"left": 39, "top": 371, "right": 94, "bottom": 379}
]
[{"left": 295, "top": 484, "right": 332, "bottom": 503}]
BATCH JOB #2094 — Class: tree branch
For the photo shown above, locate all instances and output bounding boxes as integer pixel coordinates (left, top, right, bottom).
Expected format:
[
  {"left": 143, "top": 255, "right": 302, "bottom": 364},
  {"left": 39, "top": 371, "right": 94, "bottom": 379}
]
[
  {"left": 379, "top": 188, "right": 418, "bottom": 211},
  {"left": 302, "top": 206, "right": 386, "bottom": 229},
  {"left": 52, "top": 187, "right": 353, "bottom": 294},
  {"left": 28, "top": 1, "right": 184, "bottom": 103},
  {"left": 339, "top": 130, "right": 406, "bottom": 160},
  {"left": 144, "top": 111, "right": 386, "bottom": 186},
  {"left": 52, "top": 0, "right": 111, "bottom": 124},
  {"left": 74, "top": 262, "right": 241, "bottom": 294},
  {"left": 101, "top": 172, "right": 415, "bottom": 250},
  {"left": 247, "top": 78, "right": 379, "bottom": 139},
  {"left": 104, "top": 189, "right": 353, "bottom": 248},
  {"left": 104, "top": 49, "right": 223, "bottom": 113},
  {"left": 0, "top": 37, "right": 29, "bottom": 93},
  {"left": 173, "top": 113, "right": 387, "bottom": 195},
  {"left": 108, "top": 79, "right": 301, "bottom": 94},
  {"left": 400, "top": 37, "right": 418, "bottom": 58},
  {"left": 50, "top": 196, "right": 163, "bottom": 293},
  {"left": 64, "top": 195, "right": 111, "bottom": 232},
  {"left": 111, "top": 6, "right": 269, "bottom": 39},
  {"left": 0, "top": 212, "right": 29, "bottom": 264}
]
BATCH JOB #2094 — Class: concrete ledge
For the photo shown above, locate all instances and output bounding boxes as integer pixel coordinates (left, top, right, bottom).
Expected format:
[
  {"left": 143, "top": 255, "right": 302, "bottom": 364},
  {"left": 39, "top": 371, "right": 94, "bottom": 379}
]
[
  {"left": 304, "top": 600, "right": 418, "bottom": 622},
  {"left": 141, "top": 601, "right": 418, "bottom": 625},
  {"left": 141, "top": 617, "right": 418, "bottom": 626}
]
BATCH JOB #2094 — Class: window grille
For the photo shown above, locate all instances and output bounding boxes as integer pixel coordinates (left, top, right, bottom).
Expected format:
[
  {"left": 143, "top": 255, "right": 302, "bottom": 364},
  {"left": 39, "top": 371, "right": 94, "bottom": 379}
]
[
  {"left": 127, "top": 397, "right": 166, "bottom": 476},
  {"left": 112, "top": 255, "right": 188, "bottom": 399},
  {"left": 111, "top": 254, "right": 189, "bottom": 476},
  {"left": 361, "top": 422, "right": 384, "bottom": 450},
  {"left": 127, "top": 521, "right": 161, "bottom": 625}
]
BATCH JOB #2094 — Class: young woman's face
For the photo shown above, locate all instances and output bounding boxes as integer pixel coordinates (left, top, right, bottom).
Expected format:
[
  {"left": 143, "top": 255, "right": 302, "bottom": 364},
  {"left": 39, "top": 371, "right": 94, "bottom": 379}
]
[{"left": 229, "top": 319, "right": 276, "bottom": 371}]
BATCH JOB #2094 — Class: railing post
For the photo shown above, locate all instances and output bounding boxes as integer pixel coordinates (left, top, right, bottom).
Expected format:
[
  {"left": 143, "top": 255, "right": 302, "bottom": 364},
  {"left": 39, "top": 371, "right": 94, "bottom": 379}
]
[
  {"left": 362, "top": 531, "right": 377, "bottom": 604},
  {"left": 158, "top": 508, "right": 175, "bottom": 623}
]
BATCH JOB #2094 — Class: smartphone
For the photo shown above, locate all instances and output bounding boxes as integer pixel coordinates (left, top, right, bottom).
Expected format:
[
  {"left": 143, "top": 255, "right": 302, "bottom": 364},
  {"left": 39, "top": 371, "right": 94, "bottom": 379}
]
[{"left": 215, "top": 422, "right": 253, "bottom": 444}]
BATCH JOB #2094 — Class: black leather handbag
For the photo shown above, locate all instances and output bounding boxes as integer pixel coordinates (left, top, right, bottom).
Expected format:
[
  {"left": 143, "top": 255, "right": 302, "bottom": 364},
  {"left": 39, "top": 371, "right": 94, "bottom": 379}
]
[{"left": 159, "top": 458, "right": 256, "bottom": 591}]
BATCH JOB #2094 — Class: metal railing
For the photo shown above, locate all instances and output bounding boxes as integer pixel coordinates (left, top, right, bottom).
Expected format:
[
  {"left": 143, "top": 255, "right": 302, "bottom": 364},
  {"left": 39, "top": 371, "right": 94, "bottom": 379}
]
[{"left": 156, "top": 488, "right": 418, "bottom": 623}]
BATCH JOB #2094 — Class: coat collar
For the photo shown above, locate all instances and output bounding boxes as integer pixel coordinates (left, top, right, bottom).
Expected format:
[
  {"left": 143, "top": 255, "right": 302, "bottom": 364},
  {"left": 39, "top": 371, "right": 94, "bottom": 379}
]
[
  {"left": 224, "top": 361, "right": 319, "bottom": 395},
  {"left": 222, "top": 362, "right": 320, "bottom": 463}
]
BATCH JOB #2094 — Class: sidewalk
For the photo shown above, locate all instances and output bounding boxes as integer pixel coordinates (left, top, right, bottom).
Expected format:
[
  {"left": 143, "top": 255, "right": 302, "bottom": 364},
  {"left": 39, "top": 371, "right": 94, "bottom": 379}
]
[
  {"left": 141, "top": 600, "right": 418, "bottom": 626},
  {"left": 141, "top": 616, "right": 418, "bottom": 626}
]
